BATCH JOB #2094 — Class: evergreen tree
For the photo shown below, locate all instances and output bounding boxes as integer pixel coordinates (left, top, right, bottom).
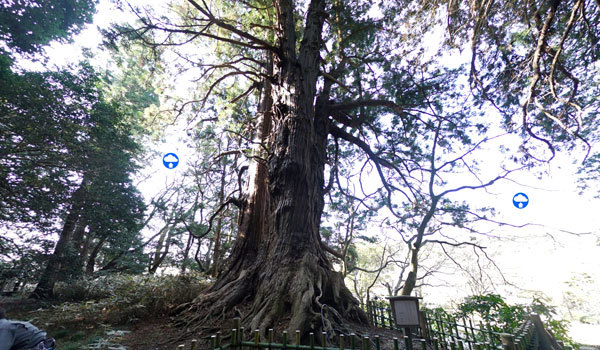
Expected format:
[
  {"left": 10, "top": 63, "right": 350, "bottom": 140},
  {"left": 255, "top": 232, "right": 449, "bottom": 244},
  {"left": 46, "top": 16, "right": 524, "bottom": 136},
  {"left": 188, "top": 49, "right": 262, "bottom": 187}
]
[{"left": 118, "top": 0, "right": 598, "bottom": 338}]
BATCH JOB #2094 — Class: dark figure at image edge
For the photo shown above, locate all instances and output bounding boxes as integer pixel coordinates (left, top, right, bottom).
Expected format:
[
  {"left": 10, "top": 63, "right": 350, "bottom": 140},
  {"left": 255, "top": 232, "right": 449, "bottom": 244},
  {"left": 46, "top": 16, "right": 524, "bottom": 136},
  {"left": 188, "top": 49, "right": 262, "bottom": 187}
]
[{"left": 0, "top": 308, "right": 55, "bottom": 350}]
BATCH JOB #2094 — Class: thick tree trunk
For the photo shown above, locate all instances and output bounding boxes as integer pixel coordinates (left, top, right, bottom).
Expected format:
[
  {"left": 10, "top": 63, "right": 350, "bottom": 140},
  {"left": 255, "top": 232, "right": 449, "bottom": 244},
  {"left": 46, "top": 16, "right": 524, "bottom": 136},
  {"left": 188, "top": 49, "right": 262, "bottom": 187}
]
[
  {"left": 31, "top": 181, "right": 87, "bottom": 299},
  {"left": 178, "top": 0, "right": 367, "bottom": 339},
  {"left": 69, "top": 220, "right": 88, "bottom": 276}
]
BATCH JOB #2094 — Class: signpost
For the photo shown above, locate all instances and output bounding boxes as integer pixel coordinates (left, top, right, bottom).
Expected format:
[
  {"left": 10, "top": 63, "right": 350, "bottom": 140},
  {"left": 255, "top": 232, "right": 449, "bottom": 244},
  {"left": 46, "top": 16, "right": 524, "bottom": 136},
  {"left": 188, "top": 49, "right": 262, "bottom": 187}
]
[{"left": 387, "top": 296, "right": 423, "bottom": 347}]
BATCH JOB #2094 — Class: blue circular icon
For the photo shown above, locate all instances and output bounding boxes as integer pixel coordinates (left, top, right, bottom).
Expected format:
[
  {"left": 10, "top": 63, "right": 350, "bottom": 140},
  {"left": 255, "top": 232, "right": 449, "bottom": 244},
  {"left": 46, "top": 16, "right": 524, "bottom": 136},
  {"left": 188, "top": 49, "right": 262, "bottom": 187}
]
[
  {"left": 162, "top": 153, "right": 179, "bottom": 169},
  {"left": 512, "top": 192, "right": 529, "bottom": 209}
]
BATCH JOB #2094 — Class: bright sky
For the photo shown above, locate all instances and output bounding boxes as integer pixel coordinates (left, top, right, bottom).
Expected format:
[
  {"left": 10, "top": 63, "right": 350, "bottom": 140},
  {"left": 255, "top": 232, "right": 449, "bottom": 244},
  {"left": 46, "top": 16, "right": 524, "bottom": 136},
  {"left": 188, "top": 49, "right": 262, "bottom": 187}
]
[{"left": 17, "top": 0, "right": 600, "bottom": 344}]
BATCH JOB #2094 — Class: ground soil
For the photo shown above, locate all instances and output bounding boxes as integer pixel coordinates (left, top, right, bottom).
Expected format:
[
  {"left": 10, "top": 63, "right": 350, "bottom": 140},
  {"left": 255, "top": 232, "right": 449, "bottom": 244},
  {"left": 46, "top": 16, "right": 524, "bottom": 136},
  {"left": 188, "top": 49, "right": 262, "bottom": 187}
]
[
  {"left": 0, "top": 296, "right": 196, "bottom": 350},
  {"left": 0, "top": 296, "right": 421, "bottom": 349},
  {"left": 2, "top": 296, "right": 597, "bottom": 349}
]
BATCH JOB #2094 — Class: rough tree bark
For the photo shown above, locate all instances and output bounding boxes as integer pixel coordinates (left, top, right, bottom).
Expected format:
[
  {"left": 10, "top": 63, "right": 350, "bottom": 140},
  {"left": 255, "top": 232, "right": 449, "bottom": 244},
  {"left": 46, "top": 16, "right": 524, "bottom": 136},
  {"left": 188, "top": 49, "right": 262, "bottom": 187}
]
[
  {"left": 178, "top": 0, "right": 367, "bottom": 338},
  {"left": 31, "top": 179, "right": 88, "bottom": 299}
]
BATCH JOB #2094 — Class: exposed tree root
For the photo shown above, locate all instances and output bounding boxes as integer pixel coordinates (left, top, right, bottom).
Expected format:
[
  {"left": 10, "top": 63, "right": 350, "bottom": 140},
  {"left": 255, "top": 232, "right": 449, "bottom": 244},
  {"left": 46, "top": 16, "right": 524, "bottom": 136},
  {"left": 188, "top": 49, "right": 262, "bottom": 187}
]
[{"left": 171, "top": 250, "right": 368, "bottom": 345}]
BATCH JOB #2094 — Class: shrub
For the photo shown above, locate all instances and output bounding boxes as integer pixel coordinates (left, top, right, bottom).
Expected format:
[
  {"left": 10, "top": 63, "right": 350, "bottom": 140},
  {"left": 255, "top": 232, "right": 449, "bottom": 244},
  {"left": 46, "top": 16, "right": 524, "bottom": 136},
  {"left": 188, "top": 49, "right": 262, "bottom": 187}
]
[
  {"left": 457, "top": 293, "right": 578, "bottom": 349},
  {"left": 52, "top": 273, "right": 209, "bottom": 324}
]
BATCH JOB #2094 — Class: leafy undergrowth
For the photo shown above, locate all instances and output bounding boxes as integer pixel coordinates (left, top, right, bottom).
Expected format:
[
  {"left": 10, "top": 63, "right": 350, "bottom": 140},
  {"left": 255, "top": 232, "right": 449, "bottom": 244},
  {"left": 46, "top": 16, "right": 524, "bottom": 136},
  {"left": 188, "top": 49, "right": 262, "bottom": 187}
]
[
  {"left": 2, "top": 273, "right": 436, "bottom": 349},
  {"left": 0, "top": 273, "right": 211, "bottom": 349}
]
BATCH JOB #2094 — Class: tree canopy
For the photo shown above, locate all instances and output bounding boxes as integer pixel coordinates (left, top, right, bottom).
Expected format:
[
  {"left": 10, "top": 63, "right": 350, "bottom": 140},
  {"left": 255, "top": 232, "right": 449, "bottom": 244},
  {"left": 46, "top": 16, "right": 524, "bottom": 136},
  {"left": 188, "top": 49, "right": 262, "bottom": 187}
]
[
  {"left": 99, "top": 0, "right": 599, "bottom": 338},
  {"left": 1, "top": 0, "right": 598, "bottom": 342},
  {"left": 0, "top": 0, "right": 98, "bottom": 54}
]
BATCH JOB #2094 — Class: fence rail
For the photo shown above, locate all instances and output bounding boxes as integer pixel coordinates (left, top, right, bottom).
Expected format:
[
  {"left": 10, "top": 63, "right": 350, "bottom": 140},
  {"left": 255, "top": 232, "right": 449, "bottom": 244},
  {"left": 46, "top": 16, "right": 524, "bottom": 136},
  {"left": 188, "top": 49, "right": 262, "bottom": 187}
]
[
  {"left": 177, "top": 322, "right": 424, "bottom": 350},
  {"left": 175, "top": 304, "right": 566, "bottom": 349},
  {"left": 366, "top": 302, "right": 542, "bottom": 350}
]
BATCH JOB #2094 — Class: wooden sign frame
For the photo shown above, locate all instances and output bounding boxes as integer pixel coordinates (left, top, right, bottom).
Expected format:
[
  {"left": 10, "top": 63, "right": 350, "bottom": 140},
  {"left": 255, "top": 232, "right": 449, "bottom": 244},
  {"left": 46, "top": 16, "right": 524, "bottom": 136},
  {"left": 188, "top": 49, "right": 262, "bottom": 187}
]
[{"left": 387, "top": 296, "right": 422, "bottom": 327}]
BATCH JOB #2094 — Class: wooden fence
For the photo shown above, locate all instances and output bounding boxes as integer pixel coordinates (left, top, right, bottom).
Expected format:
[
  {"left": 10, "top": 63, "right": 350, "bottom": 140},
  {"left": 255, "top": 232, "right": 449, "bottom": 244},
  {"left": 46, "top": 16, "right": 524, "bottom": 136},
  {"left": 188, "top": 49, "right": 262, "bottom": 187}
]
[
  {"left": 176, "top": 320, "right": 425, "bottom": 350},
  {"left": 366, "top": 302, "right": 563, "bottom": 350},
  {"left": 367, "top": 302, "right": 504, "bottom": 347},
  {"left": 175, "top": 304, "right": 569, "bottom": 349}
]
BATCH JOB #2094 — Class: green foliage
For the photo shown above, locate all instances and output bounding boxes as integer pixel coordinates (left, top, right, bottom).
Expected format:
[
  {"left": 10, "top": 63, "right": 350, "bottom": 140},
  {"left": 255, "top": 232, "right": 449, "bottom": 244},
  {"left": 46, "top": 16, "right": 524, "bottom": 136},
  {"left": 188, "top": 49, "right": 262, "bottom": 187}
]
[
  {"left": 0, "top": 0, "right": 98, "bottom": 54},
  {"left": 0, "top": 236, "right": 54, "bottom": 290},
  {"left": 53, "top": 273, "right": 209, "bottom": 323},
  {"left": 577, "top": 153, "right": 600, "bottom": 197},
  {"left": 369, "top": 297, "right": 389, "bottom": 309},
  {"left": 0, "top": 59, "right": 92, "bottom": 225},
  {"left": 0, "top": 2, "right": 156, "bottom": 281},
  {"left": 457, "top": 293, "right": 577, "bottom": 348},
  {"left": 458, "top": 294, "right": 526, "bottom": 332}
]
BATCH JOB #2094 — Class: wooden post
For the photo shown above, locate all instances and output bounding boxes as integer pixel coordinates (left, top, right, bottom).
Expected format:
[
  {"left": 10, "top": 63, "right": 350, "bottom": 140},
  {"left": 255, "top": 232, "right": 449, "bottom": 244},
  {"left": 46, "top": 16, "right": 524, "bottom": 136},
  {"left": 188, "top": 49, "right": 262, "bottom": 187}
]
[
  {"left": 388, "top": 307, "right": 395, "bottom": 330},
  {"left": 419, "top": 311, "right": 429, "bottom": 341},
  {"left": 405, "top": 327, "right": 414, "bottom": 349},
  {"left": 486, "top": 323, "right": 495, "bottom": 348},
  {"left": 468, "top": 319, "right": 476, "bottom": 343},
  {"left": 453, "top": 316, "right": 460, "bottom": 340},
  {"left": 432, "top": 337, "right": 440, "bottom": 350},
  {"left": 404, "top": 336, "right": 412, "bottom": 350},
  {"left": 438, "top": 317, "right": 447, "bottom": 350},
  {"left": 234, "top": 318, "right": 241, "bottom": 340},
  {"left": 231, "top": 329, "right": 238, "bottom": 347},
  {"left": 254, "top": 329, "right": 260, "bottom": 346},
  {"left": 501, "top": 334, "right": 516, "bottom": 350},
  {"left": 462, "top": 318, "right": 472, "bottom": 350},
  {"left": 296, "top": 330, "right": 301, "bottom": 349}
]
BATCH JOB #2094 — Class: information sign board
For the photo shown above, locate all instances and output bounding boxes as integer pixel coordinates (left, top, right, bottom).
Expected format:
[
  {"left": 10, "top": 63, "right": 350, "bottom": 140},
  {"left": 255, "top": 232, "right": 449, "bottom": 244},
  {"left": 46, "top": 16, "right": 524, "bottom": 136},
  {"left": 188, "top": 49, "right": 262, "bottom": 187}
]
[{"left": 387, "top": 296, "right": 421, "bottom": 327}]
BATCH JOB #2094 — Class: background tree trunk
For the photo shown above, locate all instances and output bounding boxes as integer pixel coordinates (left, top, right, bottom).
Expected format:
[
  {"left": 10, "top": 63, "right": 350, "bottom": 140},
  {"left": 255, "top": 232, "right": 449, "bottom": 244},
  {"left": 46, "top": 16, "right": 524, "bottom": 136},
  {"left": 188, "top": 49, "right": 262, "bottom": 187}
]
[
  {"left": 401, "top": 247, "right": 420, "bottom": 296},
  {"left": 86, "top": 236, "right": 107, "bottom": 276},
  {"left": 149, "top": 224, "right": 171, "bottom": 274},
  {"left": 31, "top": 180, "right": 88, "bottom": 299},
  {"left": 180, "top": 234, "right": 194, "bottom": 274},
  {"left": 209, "top": 150, "right": 228, "bottom": 277}
]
